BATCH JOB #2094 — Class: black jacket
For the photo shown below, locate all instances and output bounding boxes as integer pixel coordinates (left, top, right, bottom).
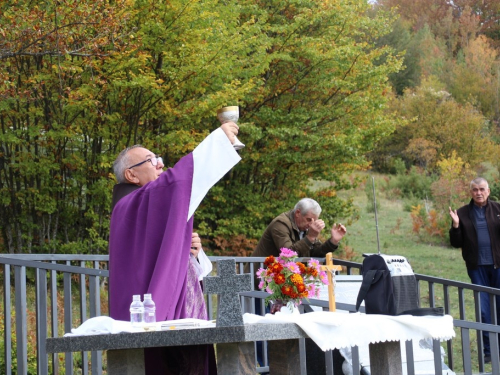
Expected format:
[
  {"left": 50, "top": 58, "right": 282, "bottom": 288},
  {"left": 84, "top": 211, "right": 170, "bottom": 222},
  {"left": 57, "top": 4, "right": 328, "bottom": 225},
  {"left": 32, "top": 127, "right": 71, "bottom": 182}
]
[{"left": 449, "top": 199, "right": 500, "bottom": 269}]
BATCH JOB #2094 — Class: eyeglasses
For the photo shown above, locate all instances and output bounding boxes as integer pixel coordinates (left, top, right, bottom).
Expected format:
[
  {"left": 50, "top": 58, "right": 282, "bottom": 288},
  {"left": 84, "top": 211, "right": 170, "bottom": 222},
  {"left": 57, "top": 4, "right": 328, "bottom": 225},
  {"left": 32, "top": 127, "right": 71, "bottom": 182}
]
[{"left": 127, "top": 156, "right": 163, "bottom": 169}]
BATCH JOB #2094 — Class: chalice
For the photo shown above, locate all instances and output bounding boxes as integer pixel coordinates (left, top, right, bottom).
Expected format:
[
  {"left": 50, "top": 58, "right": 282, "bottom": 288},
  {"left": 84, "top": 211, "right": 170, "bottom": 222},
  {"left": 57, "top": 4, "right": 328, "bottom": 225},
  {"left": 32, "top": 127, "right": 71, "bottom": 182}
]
[{"left": 217, "top": 106, "right": 245, "bottom": 150}]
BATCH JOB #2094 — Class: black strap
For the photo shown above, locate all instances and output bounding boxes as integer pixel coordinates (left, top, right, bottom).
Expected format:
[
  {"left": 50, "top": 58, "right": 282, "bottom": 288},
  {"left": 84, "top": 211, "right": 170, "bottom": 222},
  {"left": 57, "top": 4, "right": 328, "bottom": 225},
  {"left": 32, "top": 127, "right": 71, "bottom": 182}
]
[
  {"left": 355, "top": 270, "right": 378, "bottom": 311},
  {"left": 398, "top": 307, "right": 444, "bottom": 316}
]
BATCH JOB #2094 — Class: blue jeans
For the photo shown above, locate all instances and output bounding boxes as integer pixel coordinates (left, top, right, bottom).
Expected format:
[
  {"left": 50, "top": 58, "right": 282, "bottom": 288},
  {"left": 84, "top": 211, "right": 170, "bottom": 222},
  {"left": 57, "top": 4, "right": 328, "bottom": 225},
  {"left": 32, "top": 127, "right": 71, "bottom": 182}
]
[{"left": 467, "top": 265, "right": 500, "bottom": 356}]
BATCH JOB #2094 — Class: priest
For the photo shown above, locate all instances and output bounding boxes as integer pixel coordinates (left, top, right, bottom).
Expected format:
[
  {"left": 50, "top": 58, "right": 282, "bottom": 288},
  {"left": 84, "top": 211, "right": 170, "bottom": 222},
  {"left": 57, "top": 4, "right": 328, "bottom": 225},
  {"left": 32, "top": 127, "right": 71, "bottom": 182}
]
[{"left": 109, "top": 121, "right": 241, "bottom": 374}]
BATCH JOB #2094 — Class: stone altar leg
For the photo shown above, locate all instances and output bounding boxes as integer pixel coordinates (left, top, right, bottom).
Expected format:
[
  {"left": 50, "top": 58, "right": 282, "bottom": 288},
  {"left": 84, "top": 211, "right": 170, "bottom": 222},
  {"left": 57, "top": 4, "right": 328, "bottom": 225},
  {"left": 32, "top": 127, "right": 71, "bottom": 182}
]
[
  {"left": 268, "top": 339, "right": 301, "bottom": 375},
  {"left": 107, "top": 348, "right": 145, "bottom": 375},
  {"left": 369, "top": 341, "right": 402, "bottom": 375},
  {"left": 216, "top": 341, "right": 255, "bottom": 375}
]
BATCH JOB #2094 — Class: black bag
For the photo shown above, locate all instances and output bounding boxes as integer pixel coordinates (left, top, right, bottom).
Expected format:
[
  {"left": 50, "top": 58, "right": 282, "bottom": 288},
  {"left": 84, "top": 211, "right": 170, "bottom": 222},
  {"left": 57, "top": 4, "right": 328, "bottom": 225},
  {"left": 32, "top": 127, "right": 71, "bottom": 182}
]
[{"left": 355, "top": 254, "right": 444, "bottom": 316}]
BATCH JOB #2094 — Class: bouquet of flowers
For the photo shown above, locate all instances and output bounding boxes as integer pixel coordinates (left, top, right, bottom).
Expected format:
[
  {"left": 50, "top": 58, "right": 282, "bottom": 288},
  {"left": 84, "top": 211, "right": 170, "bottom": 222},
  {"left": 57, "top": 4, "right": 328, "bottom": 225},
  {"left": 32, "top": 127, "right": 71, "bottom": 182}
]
[{"left": 257, "top": 248, "right": 329, "bottom": 308}]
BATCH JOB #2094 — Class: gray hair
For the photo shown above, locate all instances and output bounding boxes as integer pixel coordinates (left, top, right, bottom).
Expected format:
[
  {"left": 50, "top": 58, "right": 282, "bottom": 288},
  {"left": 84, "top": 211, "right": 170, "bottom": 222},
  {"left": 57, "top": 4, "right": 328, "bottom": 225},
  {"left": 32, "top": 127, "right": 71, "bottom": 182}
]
[
  {"left": 293, "top": 198, "right": 322, "bottom": 216},
  {"left": 470, "top": 177, "right": 489, "bottom": 190},
  {"left": 113, "top": 145, "right": 143, "bottom": 183}
]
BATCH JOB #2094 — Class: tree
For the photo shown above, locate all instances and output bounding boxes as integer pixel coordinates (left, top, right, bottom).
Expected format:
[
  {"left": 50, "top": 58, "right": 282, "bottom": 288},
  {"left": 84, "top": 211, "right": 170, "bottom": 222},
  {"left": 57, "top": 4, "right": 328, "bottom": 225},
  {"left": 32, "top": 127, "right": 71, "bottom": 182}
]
[
  {"left": 197, "top": 0, "right": 403, "bottom": 246},
  {"left": 0, "top": 0, "right": 403, "bottom": 254},
  {"left": 0, "top": 0, "right": 265, "bottom": 253},
  {"left": 372, "top": 79, "right": 500, "bottom": 173},
  {"left": 0, "top": 0, "right": 135, "bottom": 253},
  {"left": 375, "top": 17, "right": 424, "bottom": 94},
  {"left": 378, "top": 0, "right": 500, "bottom": 47},
  {"left": 447, "top": 35, "right": 500, "bottom": 123}
]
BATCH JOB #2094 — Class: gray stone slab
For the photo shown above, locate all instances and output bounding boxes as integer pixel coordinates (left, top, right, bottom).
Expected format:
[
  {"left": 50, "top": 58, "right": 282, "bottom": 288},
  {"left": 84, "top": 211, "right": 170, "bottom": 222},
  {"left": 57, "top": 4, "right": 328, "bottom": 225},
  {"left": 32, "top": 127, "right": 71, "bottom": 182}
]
[
  {"left": 216, "top": 341, "right": 255, "bottom": 375},
  {"left": 47, "top": 322, "right": 409, "bottom": 375},
  {"left": 369, "top": 341, "right": 403, "bottom": 375},
  {"left": 203, "top": 258, "right": 252, "bottom": 327},
  {"left": 46, "top": 323, "right": 308, "bottom": 353},
  {"left": 107, "top": 349, "right": 145, "bottom": 375},
  {"left": 268, "top": 339, "right": 301, "bottom": 375}
]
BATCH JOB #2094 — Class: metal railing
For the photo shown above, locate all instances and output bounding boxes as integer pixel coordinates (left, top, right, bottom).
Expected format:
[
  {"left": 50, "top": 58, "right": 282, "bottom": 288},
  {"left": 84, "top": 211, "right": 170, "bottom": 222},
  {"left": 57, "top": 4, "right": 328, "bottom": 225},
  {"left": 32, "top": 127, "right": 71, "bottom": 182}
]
[{"left": 0, "top": 254, "right": 499, "bottom": 375}]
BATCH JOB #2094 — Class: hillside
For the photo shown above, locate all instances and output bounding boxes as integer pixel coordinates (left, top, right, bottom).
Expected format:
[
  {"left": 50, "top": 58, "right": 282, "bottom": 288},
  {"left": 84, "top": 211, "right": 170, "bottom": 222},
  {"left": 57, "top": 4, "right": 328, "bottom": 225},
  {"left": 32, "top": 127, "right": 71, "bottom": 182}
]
[{"left": 338, "top": 175, "right": 469, "bottom": 284}]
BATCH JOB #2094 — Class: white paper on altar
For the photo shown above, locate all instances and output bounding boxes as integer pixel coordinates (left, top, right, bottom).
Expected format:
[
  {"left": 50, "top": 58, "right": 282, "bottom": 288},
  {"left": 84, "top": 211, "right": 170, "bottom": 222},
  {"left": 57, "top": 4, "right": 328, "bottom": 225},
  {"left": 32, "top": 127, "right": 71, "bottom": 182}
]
[
  {"left": 243, "top": 311, "right": 455, "bottom": 352},
  {"left": 63, "top": 316, "right": 215, "bottom": 336}
]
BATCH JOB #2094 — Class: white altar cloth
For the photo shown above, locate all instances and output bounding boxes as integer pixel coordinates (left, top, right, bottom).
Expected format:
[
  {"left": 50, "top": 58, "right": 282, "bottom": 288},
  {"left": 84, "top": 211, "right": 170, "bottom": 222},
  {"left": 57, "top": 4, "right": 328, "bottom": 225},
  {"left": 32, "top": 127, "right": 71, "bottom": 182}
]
[
  {"left": 243, "top": 311, "right": 455, "bottom": 352},
  {"left": 64, "top": 316, "right": 215, "bottom": 336}
]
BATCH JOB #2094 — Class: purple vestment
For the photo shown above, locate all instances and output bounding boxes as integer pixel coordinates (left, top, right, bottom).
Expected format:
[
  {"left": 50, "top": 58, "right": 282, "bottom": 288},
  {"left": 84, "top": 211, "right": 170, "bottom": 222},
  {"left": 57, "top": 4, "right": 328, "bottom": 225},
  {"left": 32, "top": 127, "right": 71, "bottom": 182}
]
[
  {"left": 109, "top": 153, "right": 195, "bottom": 322},
  {"left": 109, "top": 128, "right": 240, "bottom": 374}
]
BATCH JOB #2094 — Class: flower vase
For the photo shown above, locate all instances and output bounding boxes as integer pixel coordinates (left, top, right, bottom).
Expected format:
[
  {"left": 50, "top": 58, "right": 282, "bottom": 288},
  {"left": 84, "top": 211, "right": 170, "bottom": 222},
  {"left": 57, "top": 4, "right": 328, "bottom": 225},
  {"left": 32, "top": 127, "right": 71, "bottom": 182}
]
[
  {"left": 270, "top": 300, "right": 299, "bottom": 315},
  {"left": 270, "top": 299, "right": 284, "bottom": 314}
]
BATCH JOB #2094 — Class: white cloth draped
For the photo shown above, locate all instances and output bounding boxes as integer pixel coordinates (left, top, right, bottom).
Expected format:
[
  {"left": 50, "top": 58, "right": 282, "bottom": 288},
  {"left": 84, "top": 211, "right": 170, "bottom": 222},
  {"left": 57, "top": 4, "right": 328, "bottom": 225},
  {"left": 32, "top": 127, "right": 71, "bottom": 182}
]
[
  {"left": 243, "top": 311, "right": 455, "bottom": 352},
  {"left": 64, "top": 316, "right": 214, "bottom": 336}
]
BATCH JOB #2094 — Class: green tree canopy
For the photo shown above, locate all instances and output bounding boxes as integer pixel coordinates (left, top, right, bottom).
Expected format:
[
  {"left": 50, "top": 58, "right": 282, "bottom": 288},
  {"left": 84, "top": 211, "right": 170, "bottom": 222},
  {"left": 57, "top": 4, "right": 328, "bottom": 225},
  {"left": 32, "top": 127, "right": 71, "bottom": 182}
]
[{"left": 0, "top": 0, "right": 401, "bottom": 254}]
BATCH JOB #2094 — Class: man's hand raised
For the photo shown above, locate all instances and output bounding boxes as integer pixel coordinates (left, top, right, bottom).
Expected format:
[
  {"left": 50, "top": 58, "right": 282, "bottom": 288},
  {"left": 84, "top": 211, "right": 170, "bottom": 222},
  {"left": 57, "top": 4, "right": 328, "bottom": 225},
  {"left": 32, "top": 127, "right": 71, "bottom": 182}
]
[
  {"left": 221, "top": 121, "right": 239, "bottom": 145},
  {"left": 449, "top": 207, "right": 459, "bottom": 229},
  {"left": 330, "top": 223, "right": 347, "bottom": 246},
  {"left": 307, "top": 219, "right": 325, "bottom": 242}
]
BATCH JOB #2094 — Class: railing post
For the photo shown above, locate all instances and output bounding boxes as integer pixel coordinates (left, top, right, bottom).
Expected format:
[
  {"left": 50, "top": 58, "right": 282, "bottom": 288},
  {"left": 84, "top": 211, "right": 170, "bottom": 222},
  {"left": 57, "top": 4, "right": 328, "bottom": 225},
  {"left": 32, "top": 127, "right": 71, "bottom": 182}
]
[
  {"left": 461, "top": 327, "right": 472, "bottom": 375},
  {"left": 79, "top": 261, "right": 89, "bottom": 375},
  {"left": 64, "top": 270, "right": 73, "bottom": 374},
  {"left": 14, "top": 266, "right": 28, "bottom": 375},
  {"left": 36, "top": 268, "right": 49, "bottom": 375},
  {"left": 50, "top": 262, "right": 59, "bottom": 375},
  {"left": 3, "top": 264, "right": 12, "bottom": 375},
  {"left": 90, "top": 260, "right": 103, "bottom": 375},
  {"left": 405, "top": 341, "right": 415, "bottom": 375}
]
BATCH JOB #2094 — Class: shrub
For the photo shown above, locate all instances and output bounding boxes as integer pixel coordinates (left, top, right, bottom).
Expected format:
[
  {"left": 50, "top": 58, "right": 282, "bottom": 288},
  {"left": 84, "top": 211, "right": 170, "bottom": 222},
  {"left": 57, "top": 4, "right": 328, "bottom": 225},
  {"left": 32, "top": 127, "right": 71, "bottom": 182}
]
[{"left": 393, "top": 167, "right": 435, "bottom": 200}]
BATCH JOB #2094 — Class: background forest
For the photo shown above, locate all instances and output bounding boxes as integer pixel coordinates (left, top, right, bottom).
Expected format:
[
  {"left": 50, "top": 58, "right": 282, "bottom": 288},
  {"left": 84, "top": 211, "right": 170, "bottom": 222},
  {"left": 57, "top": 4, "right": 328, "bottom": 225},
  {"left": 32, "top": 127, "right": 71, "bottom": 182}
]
[{"left": 0, "top": 0, "right": 499, "bottom": 256}]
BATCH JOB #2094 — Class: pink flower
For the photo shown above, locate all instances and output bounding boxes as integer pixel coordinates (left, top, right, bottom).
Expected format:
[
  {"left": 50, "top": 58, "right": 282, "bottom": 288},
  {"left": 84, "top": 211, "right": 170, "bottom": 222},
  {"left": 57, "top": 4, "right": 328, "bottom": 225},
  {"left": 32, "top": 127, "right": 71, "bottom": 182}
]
[
  {"left": 285, "top": 262, "right": 301, "bottom": 274},
  {"left": 319, "top": 271, "right": 329, "bottom": 284},
  {"left": 308, "top": 258, "right": 320, "bottom": 269},
  {"left": 307, "top": 284, "right": 316, "bottom": 297},
  {"left": 279, "top": 248, "right": 298, "bottom": 259},
  {"left": 256, "top": 268, "right": 265, "bottom": 278},
  {"left": 258, "top": 281, "right": 265, "bottom": 289}
]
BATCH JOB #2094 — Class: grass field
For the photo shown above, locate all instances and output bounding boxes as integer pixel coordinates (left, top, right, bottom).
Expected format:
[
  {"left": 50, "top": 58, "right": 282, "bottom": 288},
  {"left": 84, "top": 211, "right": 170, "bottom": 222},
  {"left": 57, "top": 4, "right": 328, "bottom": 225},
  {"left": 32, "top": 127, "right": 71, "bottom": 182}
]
[{"left": 338, "top": 174, "right": 469, "bottom": 283}]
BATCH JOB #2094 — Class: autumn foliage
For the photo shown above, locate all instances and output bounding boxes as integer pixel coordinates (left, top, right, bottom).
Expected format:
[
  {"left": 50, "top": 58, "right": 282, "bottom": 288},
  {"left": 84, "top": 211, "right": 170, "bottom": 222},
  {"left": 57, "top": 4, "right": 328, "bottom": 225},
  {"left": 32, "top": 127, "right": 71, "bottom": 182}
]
[{"left": 0, "top": 0, "right": 402, "bottom": 254}]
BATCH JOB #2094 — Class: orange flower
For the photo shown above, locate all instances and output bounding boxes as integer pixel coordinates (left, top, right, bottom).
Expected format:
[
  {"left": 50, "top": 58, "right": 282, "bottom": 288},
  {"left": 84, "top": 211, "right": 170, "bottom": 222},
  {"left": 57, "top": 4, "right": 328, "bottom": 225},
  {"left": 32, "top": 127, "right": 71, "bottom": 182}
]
[
  {"left": 306, "top": 267, "right": 318, "bottom": 277},
  {"left": 274, "top": 273, "right": 286, "bottom": 285},
  {"left": 290, "top": 273, "right": 303, "bottom": 285},
  {"left": 296, "top": 283, "right": 306, "bottom": 293},
  {"left": 297, "top": 262, "right": 306, "bottom": 274},
  {"left": 264, "top": 256, "right": 275, "bottom": 267},
  {"left": 271, "top": 263, "right": 283, "bottom": 274},
  {"left": 281, "top": 284, "right": 293, "bottom": 296}
]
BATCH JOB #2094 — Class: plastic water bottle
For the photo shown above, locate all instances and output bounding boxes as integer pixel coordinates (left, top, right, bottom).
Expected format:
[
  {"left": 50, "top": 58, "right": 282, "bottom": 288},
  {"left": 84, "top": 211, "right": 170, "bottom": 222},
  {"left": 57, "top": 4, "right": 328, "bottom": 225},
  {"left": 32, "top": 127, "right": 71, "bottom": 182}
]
[
  {"left": 143, "top": 293, "right": 156, "bottom": 331},
  {"left": 130, "top": 294, "right": 144, "bottom": 328}
]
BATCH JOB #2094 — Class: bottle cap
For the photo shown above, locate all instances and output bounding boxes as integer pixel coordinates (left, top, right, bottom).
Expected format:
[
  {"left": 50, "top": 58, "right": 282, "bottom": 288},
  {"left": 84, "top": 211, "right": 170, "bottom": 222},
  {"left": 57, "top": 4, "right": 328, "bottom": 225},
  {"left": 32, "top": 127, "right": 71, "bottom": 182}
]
[{"left": 144, "top": 293, "right": 152, "bottom": 299}]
